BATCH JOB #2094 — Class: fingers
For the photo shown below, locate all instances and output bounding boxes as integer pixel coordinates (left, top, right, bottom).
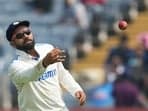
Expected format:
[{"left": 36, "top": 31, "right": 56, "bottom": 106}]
[
  {"left": 80, "top": 100, "right": 85, "bottom": 106},
  {"left": 51, "top": 48, "right": 66, "bottom": 62},
  {"left": 79, "top": 93, "right": 86, "bottom": 106},
  {"left": 75, "top": 91, "right": 86, "bottom": 106},
  {"left": 56, "top": 55, "right": 66, "bottom": 62},
  {"left": 54, "top": 48, "right": 66, "bottom": 62},
  {"left": 42, "top": 48, "right": 66, "bottom": 67},
  {"left": 52, "top": 48, "right": 65, "bottom": 56}
]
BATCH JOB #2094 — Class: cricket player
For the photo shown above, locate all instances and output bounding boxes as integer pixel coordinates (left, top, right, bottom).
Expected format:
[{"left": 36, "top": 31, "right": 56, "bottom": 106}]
[{"left": 6, "top": 20, "right": 86, "bottom": 111}]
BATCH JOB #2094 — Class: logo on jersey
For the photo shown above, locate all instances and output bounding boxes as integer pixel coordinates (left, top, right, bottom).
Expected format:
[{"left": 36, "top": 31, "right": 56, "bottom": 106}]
[{"left": 38, "top": 69, "right": 56, "bottom": 81}]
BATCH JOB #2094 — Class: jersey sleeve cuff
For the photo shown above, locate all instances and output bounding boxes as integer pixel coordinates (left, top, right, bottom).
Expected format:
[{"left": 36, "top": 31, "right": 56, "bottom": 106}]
[
  {"left": 71, "top": 87, "right": 83, "bottom": 97},
  {"left": 36, "top": 60, "right": 46, "bottom": 73}
]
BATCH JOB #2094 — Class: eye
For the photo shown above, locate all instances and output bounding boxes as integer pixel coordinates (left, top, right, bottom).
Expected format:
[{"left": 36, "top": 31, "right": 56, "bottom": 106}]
[
  {"left": 15, "top": 30, "right": 31, "bottom": 39},
  {"left": 15, "top": 33, "right": 24, "bottom": 39}
]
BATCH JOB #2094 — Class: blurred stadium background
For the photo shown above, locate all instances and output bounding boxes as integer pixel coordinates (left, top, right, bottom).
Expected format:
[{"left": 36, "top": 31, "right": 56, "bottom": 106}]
[{"left": 0, "top": 0, "right": 148, "bottom": 110}]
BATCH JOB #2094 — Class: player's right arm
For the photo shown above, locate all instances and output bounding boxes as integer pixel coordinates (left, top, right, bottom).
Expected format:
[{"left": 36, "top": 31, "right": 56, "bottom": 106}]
[
  {"left": 8, "top": 48, "right": 66, "bottom": 85},
  {"left": 8, "top": 60, "right": 46, "bottom": 85}
]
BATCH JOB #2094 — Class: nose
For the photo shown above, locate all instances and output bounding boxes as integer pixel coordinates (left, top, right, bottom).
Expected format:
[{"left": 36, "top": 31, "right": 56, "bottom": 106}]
[
  {"left": 23, "top": 33, "right": 30, "bottom": 38},
  {"left": 24, "top": 33, "right": 28, "bottom": 37}
]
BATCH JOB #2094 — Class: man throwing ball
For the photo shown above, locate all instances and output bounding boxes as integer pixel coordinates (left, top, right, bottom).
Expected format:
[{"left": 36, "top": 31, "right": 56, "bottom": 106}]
[{"left": 6, "top": 20, "right": 86, "bottom": 111}]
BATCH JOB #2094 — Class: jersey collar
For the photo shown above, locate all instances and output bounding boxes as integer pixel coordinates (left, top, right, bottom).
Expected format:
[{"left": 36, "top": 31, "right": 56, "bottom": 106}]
[{"left": 15, "top": 45, "right": 40, "bottom": 60}]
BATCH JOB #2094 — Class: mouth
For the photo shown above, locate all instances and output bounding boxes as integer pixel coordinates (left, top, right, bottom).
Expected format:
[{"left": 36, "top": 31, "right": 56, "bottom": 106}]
[{"left": 24, "top": 40, "right": 33, "bottom": 44}]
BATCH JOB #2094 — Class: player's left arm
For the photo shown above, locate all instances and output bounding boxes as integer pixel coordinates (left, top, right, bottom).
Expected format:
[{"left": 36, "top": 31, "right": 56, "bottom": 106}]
[{"left": 57, "top": 62, "right": 86, "bottom": 106}]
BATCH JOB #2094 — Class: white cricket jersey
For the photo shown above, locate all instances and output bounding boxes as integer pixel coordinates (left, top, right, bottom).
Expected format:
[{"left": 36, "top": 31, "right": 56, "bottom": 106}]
[{"left": 8, "top": 43, "right": 83, "bottom": 111}]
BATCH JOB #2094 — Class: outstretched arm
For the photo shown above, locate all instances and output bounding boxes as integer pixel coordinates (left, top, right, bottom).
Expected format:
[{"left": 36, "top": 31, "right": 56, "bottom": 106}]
[{"left": 9, "top": 48, "right": 66, "bottom": 85}]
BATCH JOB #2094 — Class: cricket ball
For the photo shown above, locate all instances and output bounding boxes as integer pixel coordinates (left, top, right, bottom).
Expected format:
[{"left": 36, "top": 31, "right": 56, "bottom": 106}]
[{"left": 118, "top": 20, "right": 128, "bottom": 30}]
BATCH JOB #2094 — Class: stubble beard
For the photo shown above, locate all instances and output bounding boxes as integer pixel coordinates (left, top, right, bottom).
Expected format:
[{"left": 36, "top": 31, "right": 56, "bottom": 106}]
[{"left": 16, "top": 39, "right": 35, "bottom": 52}]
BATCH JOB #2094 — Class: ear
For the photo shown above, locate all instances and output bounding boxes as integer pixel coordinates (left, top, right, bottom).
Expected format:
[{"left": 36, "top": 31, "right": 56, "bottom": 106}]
[{"left": 10, "top": 41, "right": 16, "bottom": 48}]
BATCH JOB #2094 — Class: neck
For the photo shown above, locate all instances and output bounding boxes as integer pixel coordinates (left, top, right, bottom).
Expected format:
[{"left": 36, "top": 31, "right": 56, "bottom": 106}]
[{"left": 26, "top": 48, "right": 39, "bottom": 57}]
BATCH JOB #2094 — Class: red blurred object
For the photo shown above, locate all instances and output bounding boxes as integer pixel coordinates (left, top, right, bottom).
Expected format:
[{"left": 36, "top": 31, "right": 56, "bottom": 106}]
[
  {"left": 118, "top": 20, "right": 128, "bottom": 30},
  {"left": 70, "top": 108, "right": 148, "bottom": 111}
]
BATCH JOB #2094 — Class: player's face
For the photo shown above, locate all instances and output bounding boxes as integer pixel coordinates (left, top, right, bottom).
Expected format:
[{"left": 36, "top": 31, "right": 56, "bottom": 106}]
[{"left": 10, "top": 26, "right": 35, "bottom": 52}]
